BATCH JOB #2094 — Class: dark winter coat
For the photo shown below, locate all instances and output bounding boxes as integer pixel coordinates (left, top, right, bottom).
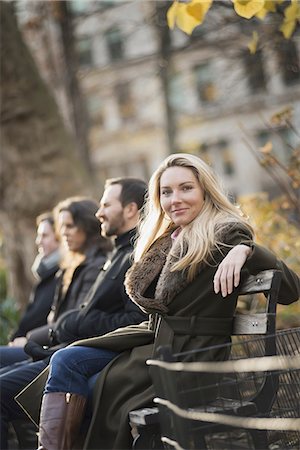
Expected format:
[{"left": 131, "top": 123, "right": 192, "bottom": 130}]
[
  {"left": 27, "top": 245, "right": 107, "bottom": 346},
  {"left": 11, "top": 253, "right": 60, "bottom": 340},
  {"left": 16, "top": 226, "right": 300, "bottom": 449},
  {"left": 51, "top": 246, "right": 108, "bottom": 321},
  {"left": 51, "top": 229, "right": 147, "bottom": 344}
]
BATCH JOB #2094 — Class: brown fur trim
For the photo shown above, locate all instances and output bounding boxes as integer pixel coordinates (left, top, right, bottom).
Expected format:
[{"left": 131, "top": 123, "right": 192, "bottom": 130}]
[{"left": 125, "top": 235, "right": 190, "bottom": 313}]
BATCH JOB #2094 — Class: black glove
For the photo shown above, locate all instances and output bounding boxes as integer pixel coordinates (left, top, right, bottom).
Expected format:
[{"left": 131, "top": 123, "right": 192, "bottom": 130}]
[
  {"left": 24, "top": 341, "right": 56, "bottom": 362},
  {"left": 24, "top": 340, "right": 67, "bottom": 362}
]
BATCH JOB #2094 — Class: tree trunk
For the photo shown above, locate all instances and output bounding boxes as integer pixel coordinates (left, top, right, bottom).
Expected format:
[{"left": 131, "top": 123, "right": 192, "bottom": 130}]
[
  {"left": 155, "top": 1, "right": 177, "bottom": 155},
  {"left": 52, "top": 1, "right": 94, "bottom": 177},
  {"left": 0, "top": 2, "right": 89, "bottom": 308}
]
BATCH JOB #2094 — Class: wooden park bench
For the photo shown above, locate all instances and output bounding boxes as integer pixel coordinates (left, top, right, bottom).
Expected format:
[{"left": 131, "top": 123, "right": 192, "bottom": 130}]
[{"left": 129, "top": 269, "right": 284, "bottom": 449}]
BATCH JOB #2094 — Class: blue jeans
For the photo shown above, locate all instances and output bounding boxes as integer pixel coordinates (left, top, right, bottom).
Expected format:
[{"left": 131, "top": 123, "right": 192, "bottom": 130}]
[
  {"left": 45, "top": 346, "right": 119, "bottom": 398},
  {"left": 0, "top": 346, "right": 29, "bottom": 368},
  {"left": 0, "top": 359, "right": 47, "bottom": 450}
]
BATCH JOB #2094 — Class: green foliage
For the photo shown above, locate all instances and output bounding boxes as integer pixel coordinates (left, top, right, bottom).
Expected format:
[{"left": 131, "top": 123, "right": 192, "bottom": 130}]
[{"left": 0, "top": 268, "right": 20, "bottom": 345}]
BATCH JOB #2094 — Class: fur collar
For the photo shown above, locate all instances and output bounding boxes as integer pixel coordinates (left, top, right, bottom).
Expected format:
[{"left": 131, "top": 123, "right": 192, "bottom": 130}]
[{"left": 125, "top": 234, "right": 190, "bottom": 314}]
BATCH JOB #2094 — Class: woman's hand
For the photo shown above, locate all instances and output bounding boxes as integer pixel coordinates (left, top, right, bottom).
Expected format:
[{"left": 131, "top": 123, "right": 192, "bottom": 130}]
[
  {"left": 8, "top": 337, "right": 28, "bottom": 348},
  {"left": 213, "top": 244, "right": 252, "bottom": 297}
]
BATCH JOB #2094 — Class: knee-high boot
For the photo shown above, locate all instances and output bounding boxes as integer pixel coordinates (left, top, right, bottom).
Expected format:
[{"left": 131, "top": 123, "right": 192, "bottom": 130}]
[{"left": 38, "top": 392, "right": 86, "bottom": 450}]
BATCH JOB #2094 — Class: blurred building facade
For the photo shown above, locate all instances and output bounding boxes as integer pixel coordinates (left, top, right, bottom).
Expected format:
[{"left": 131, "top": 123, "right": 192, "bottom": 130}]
[{"left": 18, "top": 0, "right": 300, "bottom": 198}]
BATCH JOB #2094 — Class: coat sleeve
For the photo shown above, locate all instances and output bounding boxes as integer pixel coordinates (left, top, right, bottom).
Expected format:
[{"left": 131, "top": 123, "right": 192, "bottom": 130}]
[
  {"left": 76, "top": 295, "right": 147, "bottom": 339},
  {"left": 246, "top": 244, "right": 300, "bottom": 305},
  {"left": 53, "top": 252, "right": 147, "bottom": 344},
  {"left": 219, "top": 225, "right": 299, "bottom": 305},
  {"left": 53, "top": 289, "right": 147, "bottom": 344}
]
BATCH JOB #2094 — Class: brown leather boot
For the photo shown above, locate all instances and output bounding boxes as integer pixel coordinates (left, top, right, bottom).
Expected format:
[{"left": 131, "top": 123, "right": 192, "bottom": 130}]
[{"left": 37, "top": 392, "right": 86, "bottom": 450}]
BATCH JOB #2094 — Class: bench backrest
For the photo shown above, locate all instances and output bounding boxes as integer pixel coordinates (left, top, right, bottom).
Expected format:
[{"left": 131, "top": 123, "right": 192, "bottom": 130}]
[{"left": 232, "top": 269, "right": 281, "bottom": 336}]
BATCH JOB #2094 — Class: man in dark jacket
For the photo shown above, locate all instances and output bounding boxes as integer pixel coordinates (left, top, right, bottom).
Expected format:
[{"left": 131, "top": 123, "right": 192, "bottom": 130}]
[
  {"left": 0, "top": 212, "right": 60, "bottom": 368},
  {"left": 0, "top": 177, "right": 147, "bottom": 450}
]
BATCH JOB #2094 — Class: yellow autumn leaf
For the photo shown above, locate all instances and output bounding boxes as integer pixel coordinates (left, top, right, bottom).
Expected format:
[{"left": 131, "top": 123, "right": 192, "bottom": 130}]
[
  {"left": 176, "top": 2, "right": 200, "bottom": 34},
  {"left": 232, "top": 0, "right": 265, "bottom": 19},
  {"left": 167, "top": 1, "right": 179, "bottom": 29},
  {"left": 248, "top": 30, "right": 259, "bottom": 53},
  {"left": 285, "top": 0, "right": 300, "bottom": 19},
  {"left": 280, "top": 18, "right": 296, "bottom": 39},
  {"left": 255, "top": 0, "right": 281, "bottom": 19},
  {"left": 260, "top": 141, "right": 273, "bottom": 154},
  {"left": 280, "top": 0, "right": 300, "bottom": 39},
  {"left": 271, "top": 106, "right": 293, "bottom": 125},
  {"left": 186, "top": 0, "right": 213, "bottom": 24},
  {"left": 255, "top": 8, "right": 268, "bottom": 19}
]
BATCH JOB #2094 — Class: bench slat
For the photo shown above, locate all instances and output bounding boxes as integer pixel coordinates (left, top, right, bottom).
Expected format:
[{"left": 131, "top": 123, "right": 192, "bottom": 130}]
[{"left": 233, "top": 313, "right": 269, "bottom": 335}]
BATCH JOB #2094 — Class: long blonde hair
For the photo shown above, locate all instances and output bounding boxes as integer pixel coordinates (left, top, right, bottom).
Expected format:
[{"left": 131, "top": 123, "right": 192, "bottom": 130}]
[{"left": 134, "top": 153, "right": 253, "bottom": 280}]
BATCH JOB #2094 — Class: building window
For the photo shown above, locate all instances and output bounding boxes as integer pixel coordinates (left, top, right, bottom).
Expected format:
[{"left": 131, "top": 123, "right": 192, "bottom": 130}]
[
  {"left": 76, "top": 37, "right": 93, "bottom": 67},
  {"left": 244, "top": 50, "right": 266, "bottom": 93},
  {"left": 99, "top": 1, "right": 115, "bottom": 9},
  {"left": 105, "top": 28, "right": 123, "bottom": 62},
  {"left": 86, "top": 94, "right": 103, "bottom": 126},
  {"left": 218, "top": 140, "right": 235, "bottom": 175},
  {"left": 169, "top": 73, "right": 186, "bottom": 112},
  {"left": 198, "top": 140, "right": 235, "bottom": 176},
  {"left": 198, "top": 143, "right": 213, "bottom": 166},
  {"left": 69, "top": 0, "right": 89, "bottom": 15},
  {"left": 276, "top": 40, "right": 300, "bottom": 85},
  {"left": 116, "top": 83, "right": 135, "bottom": 122},
  {"left": 194, "top": 63, "right": 217, "bottom": 103}
]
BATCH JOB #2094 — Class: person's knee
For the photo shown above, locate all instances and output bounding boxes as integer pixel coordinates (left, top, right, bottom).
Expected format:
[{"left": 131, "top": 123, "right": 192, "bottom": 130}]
[
  {"left": 50, "top": 348, "right": 77, "bottom": 373},
  {"left": 49, "top": 348, "right": 68, "bottom": 371}
]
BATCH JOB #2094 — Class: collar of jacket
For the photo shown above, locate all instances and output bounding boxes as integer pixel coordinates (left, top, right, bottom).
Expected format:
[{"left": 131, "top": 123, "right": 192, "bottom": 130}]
[
  {"left": 84, "top": 244, "right": 107, "bottom": 263},
  {"left": 31, "top": 249, "right": 60, "bottom": 281},
  {"left": 115, "top": 228, "right": 136, "bottom": 250},
  {"left": 125, "top": 233, "right": 190, "bottom": 314}
]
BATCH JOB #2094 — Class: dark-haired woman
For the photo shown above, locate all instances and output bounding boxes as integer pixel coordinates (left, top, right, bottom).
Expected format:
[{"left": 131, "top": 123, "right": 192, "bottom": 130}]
[{"left": 0, "top": 196, "right": 112, "bottom": 450}]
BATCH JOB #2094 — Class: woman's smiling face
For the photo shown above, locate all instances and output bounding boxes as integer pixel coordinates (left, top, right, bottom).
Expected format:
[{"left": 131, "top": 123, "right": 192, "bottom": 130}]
[{"left": 160, "top": 166, "right": 205, "bottom": 228}]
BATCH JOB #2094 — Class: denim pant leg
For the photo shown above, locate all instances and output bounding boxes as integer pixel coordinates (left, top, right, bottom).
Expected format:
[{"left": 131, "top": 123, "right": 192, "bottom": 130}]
[
  {"left": 0, "top": 346, "right": 29, "bottom": 368},
  {"left": 0, "top": 359, "right": 47, "bottom": 450},
  {"left": 45, "top": 346, "right": 119, "bottom": 397}
]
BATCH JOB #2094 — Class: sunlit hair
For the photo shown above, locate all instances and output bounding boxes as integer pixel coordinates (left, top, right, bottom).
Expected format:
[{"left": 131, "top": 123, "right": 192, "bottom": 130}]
[
  {"left": 36, "top": 211, "right": 55, "bottom": 228},
  {"left": 134, "top": 153, "right": 253, "bottom": 281}
]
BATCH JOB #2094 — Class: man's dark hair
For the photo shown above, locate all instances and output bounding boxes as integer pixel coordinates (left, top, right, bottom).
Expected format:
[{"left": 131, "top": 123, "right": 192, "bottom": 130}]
[{"left": 105, "top": 177, "right": 147, "bottom": 210}]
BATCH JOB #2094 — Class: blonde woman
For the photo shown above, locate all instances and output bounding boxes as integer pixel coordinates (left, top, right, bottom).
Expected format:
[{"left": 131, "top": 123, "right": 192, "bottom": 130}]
[{"left": 18, "top": 154, "right": 299, "bottom": 450}]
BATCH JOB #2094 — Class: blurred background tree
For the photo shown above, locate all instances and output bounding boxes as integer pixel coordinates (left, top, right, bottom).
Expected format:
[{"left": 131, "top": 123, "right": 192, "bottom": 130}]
[
  {"left": 0, "top": 2, "right": 91, "bottom": 310},
  {"left": 239, "top": 106, "right": 300, "bottom": 328}
]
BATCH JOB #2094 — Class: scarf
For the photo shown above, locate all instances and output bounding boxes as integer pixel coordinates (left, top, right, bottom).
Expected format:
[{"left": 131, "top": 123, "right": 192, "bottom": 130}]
[{"left": 125, "top": 234, "right": 190, "bottom": 314}]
